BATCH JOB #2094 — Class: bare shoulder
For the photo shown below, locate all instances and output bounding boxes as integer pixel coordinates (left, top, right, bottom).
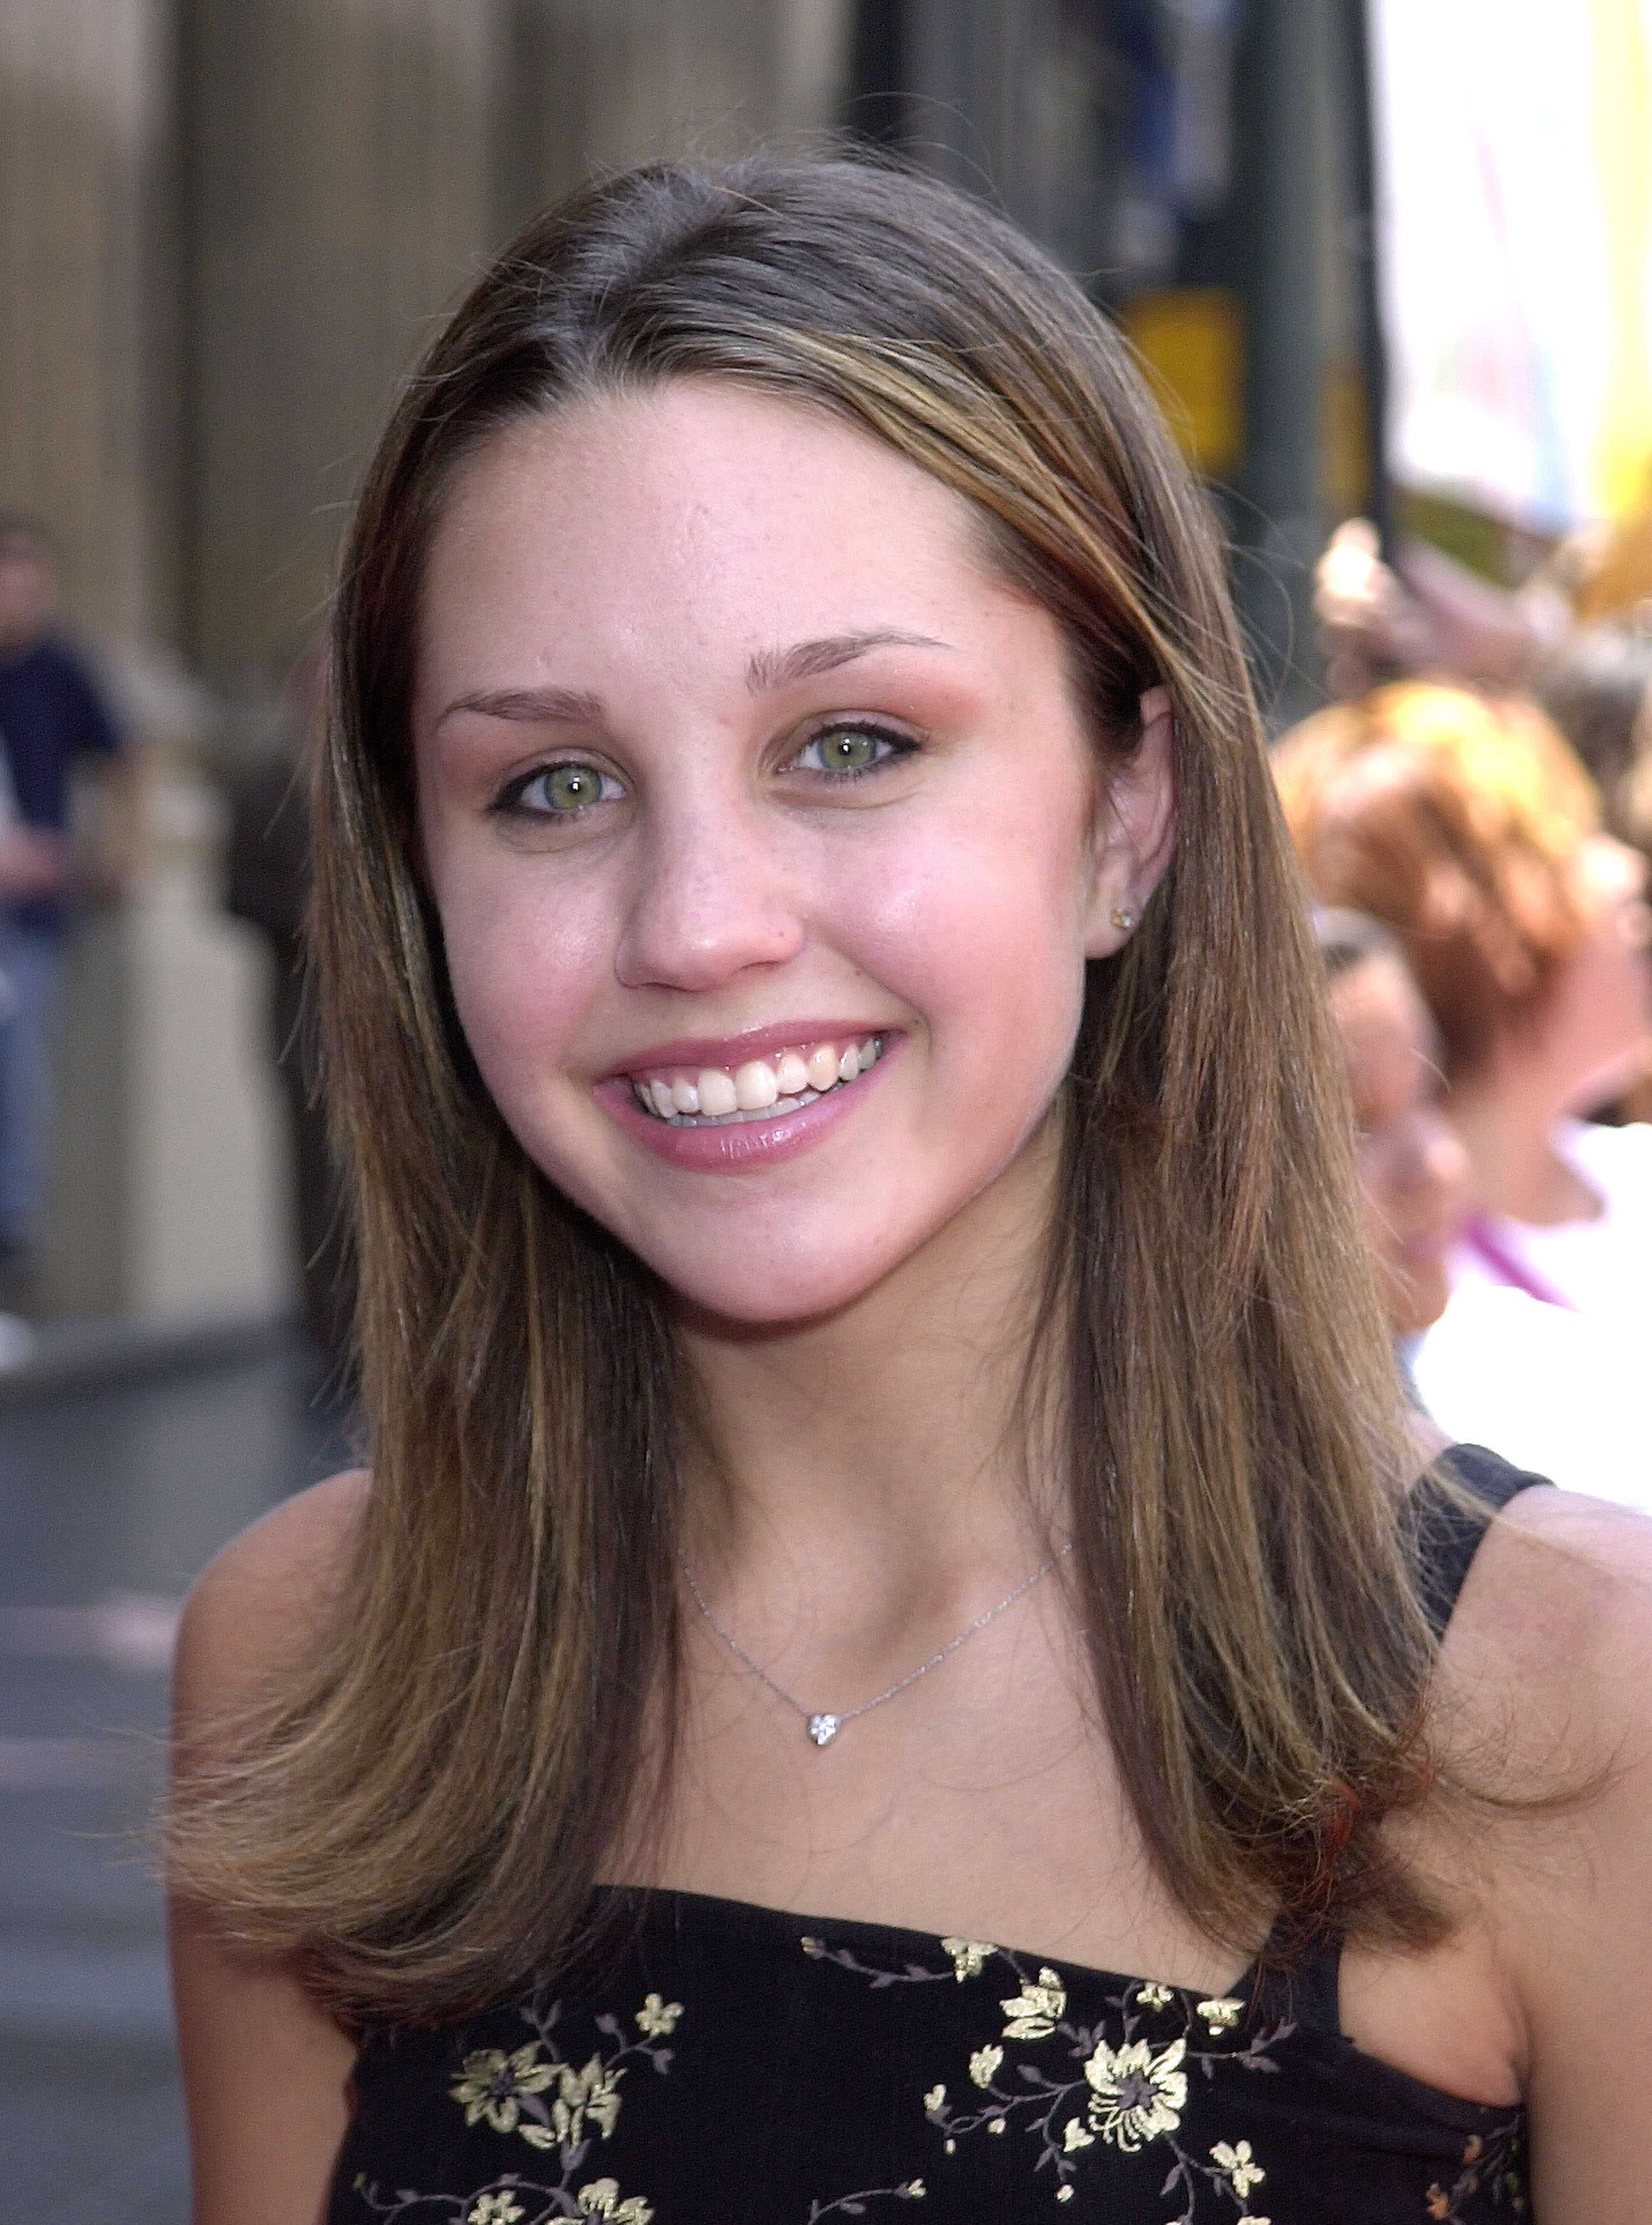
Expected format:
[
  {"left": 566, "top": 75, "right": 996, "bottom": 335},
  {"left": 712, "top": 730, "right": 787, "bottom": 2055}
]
[
  {"left": 1437, "top": 1486, "right": 1652, "bottom": 2206},
  {"left": 173, "top": 1469, "right": 371, "bottom": 1744},
  {"left": 170, "top": 1473, "right": 370, "bottom": 2221},
  {"left": 1442, "top": 1482, "right": 1652, "bottom": 1757}
]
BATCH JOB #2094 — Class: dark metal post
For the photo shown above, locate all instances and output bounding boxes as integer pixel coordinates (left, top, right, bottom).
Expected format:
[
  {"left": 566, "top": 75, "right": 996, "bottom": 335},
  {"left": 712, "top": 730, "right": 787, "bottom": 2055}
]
[
  {"left": 1232, "top": 0, "right": 1330, "bottom": 720},
  {"left": 1339, "top": 0, "right": 1393, "bottom": 555}
]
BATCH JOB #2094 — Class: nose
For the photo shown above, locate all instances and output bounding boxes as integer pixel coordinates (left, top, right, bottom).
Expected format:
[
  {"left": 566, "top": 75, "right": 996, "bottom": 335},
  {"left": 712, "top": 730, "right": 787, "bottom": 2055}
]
[
  {"left": 614, "top": 788, "right": 806, "bottom": 993},
  {"left": 1401, "top": 1107, "right": 1468, "bottom": 1211}
]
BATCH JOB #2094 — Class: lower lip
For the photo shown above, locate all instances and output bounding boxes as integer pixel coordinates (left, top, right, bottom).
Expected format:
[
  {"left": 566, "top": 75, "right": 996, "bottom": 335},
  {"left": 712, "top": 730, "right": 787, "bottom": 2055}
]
[{"left": 596, "top": 1040, "right": 899, "bottom": 1170}]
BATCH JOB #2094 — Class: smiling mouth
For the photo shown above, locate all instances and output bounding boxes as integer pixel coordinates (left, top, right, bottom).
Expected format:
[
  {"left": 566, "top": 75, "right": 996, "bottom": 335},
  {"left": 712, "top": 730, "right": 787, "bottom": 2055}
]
[{"left": 627, "top": 1035, "right": 885, "bottom": 1127}]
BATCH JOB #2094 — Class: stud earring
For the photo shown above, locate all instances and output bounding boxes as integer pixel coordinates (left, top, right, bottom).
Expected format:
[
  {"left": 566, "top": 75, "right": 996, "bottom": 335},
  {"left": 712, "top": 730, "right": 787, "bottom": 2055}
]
[{"left": 1110, "top": 906, "right": 1138, "bottom": 932}]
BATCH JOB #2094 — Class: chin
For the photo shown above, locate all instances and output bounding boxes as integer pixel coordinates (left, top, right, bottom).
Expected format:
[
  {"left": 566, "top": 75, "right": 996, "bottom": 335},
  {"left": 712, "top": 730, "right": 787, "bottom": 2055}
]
[
  {"left": 636, "top": 1230, "right": 916, "bottom": 1329},
  {"left": 1388, "top": 1268, "right": 1451, "bottom": 1342}
]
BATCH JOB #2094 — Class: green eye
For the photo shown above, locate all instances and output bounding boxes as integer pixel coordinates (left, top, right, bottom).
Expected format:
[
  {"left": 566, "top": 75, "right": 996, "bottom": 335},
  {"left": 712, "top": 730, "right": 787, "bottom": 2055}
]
[
  {"left": 538, "top": 762, "right": 607, "bottom": 812},
  {"left": 797, "top": 725, "right": 906, "bottom": 778},
  {"left": 820, "top": 728, "right": 878, "bottom": 772}
]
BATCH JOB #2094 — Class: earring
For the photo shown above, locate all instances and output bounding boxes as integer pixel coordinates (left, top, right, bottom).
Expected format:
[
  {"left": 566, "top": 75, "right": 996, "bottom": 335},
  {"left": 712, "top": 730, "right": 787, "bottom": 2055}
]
[{"left": 1111, "top": 906, "right": 1138, "bottom": 932}]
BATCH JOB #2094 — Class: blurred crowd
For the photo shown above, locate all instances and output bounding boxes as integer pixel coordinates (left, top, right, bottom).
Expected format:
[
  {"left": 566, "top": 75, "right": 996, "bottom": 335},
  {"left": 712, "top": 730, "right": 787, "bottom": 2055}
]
[{"left": 1281, "top": 504, "right": 1652, "bottom": 1510}]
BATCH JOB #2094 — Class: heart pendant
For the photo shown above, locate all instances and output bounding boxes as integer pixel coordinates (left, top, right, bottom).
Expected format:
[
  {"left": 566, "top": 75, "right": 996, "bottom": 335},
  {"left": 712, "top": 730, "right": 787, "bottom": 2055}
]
[{"left": 808, "top": 1713, "right": 841, "bottom": 1747}]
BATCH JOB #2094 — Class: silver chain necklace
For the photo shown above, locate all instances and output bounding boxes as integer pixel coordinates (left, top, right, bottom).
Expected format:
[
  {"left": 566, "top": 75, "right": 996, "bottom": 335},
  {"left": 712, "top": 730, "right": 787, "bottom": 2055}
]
[{"left": 679, "top": 1540, "right": 1073, "bottom": 1747}]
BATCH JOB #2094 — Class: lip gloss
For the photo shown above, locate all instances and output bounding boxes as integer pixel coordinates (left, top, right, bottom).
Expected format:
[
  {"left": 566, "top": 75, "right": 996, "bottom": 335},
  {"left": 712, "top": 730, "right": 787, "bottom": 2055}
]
[{"left": 596, "top": 1036, "right": 898, "bottom": 1171}]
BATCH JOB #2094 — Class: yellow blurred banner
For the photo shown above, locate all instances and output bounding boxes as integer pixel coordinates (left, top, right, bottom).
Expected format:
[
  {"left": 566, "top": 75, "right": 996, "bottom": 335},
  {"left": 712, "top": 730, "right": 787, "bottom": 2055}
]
[{"left": 1122, "top": 288, "right": 1245, "bottom": 482}]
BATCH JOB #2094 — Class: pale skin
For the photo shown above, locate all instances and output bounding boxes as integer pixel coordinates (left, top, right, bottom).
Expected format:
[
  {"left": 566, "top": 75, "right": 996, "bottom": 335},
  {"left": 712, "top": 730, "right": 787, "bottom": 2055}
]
[
  {"left": 1449, "top": 833, "right": 1652, "bottom": 1226},
  {"left": 171, "top": 385, "right": 1652, "bottom": 2221},
  {"left": 1329, "top": 952, "right": 1469, "bottom": 1339}
]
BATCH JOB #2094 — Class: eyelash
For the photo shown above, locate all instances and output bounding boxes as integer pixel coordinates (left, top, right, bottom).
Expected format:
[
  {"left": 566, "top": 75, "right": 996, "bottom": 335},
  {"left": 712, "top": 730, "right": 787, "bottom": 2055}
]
[
  {"left": 491, "top": 763, "right": 623, "bottom": 820},
  {"left": 784, "top": 720, "right": 917, "bottom": 781},
  {"left": 491, "top": 720, "right": 918, "bottom": 820}
]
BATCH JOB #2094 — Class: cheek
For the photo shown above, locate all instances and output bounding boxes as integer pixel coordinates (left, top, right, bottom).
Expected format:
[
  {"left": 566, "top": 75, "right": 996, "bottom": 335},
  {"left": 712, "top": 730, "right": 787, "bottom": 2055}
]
[
  {"left": 435, "top": 867, "right": 612, "bottom": 1113},
  {"left": 823, "top": 781, "right": 1097, "bottom": 1071}
]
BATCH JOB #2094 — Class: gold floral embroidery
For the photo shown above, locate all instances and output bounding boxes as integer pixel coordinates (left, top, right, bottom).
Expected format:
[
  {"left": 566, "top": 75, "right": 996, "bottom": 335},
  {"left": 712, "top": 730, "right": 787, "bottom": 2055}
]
[
  {"left": 1212, "top": 2138, "right": 1266, "bottom": 2197},
  {"left": 940, "top": 1936, "right": 996, "bottom": 1981},
  {"left": 360, "top": 1985, "right": 678, "bottom": 2225},
  {"left": 633, "top": 1992, "right": 682, "bottom": 2038},
  {"left": 886, "top": 1934, "right": 1295, "bottom": 2212},
  {"left": 1000, "top": 1966, "right": 1066, "bottom": 2039},
  {"left": 577, "top": 2177, "right": 653, "bottom": 2222},
  {"left": 547, "top": 2055, "right": 623, "bottom": 2150},
  {"left": 1196, "top": 1995, "right": 1244, "bottom": 2034},
  {"left": 808, "top": 2181, "right": 928, "bottom": 2218},
  {"left": 451, "top": 2043, "right": 556, "bottom": 2133},
  {"left": 467, "top": 2200, "right": 525, "bottom": 2225},
  {"left": 1082, "top": 2034, "right": 1188, "bottom": 2151}
]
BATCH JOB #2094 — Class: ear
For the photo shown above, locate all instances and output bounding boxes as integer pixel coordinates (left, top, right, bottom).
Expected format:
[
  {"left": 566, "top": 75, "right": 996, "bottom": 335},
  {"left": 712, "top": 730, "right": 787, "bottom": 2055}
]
[{"left": 1082, "top": 686, "right": 1179, "bottom": 958}]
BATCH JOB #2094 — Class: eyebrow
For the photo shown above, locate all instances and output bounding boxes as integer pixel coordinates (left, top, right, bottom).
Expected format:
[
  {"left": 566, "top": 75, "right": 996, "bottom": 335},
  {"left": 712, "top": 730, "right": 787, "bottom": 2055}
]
[
  {"left": 434, "top": 684, "right": 606, "bottom": 732},
  {"left": 745, "top": 630, "right": 951, "bottom": 692},
  {"left": 434, "top": 630, "right": 951, "bottom": 733}
]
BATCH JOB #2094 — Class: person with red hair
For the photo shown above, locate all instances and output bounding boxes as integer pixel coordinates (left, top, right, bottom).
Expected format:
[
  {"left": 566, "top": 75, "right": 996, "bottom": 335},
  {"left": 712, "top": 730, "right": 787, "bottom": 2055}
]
[{"left": 1280, "top": 683, "right": 1652, "bottom": 1502}]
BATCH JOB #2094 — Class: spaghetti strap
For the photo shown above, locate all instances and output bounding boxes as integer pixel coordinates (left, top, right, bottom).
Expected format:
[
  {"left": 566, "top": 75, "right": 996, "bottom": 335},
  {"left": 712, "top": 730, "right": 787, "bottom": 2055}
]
[
  {"left": 1249, "top": 1937, "right": 1343, "bottom": 2032},
  {"left": 1411, "top": 1443, "right": 1551, "bottom": 1641},
  {"left": 1253, "top": 1444, "right": 1551, "bottom": 2033}
]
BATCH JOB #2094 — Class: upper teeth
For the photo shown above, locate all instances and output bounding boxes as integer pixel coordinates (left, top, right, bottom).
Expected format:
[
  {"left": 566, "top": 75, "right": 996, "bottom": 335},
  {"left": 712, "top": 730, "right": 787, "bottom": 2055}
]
[{"left": 630, "top": 1036, "right": 884, "bottom": 1125}]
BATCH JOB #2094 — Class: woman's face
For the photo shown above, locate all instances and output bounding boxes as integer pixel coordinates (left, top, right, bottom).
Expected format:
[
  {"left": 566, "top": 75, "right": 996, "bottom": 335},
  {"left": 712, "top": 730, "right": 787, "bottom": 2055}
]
[
  {"left": 1329, "top": 952, "right": 1467, "bottom": 1338},
  {"left": 412, "top": 382, "right": 1175, "bottom": 1326},
  {"left": 1548, "top": 833, "right": 1652, "bottom": 1110}
]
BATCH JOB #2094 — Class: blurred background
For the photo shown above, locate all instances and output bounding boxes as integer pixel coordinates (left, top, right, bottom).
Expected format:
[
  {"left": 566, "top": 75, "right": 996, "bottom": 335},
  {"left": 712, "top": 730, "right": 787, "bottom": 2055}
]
[{"left": 4, "top": 0, "right": 1652, "bottom": 2215}]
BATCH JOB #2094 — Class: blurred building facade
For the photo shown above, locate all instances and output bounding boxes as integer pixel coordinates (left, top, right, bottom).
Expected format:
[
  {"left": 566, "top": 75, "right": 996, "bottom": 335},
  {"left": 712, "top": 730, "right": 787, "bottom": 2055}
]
[{"left": 0, "top": 0, "right": 1359, "bottom": 1321}]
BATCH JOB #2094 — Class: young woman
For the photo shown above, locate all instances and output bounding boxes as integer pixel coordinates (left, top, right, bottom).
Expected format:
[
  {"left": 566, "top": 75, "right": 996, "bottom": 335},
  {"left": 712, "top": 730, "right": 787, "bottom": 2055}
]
[{"left": 167, "top": 159, "right": 1652, "bottom": 2224}]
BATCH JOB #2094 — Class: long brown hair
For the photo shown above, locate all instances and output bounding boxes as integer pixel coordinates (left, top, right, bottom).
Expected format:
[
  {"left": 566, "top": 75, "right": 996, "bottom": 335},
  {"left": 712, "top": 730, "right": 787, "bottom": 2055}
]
[{"left": 169, "top": 154, "right": 1434, "bottom": 2018}]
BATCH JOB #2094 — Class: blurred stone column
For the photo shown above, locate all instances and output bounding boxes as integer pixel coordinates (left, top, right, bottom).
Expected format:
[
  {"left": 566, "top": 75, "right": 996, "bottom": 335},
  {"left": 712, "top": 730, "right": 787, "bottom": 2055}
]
[
  {"left": 0, "top": 0, "right": 178, "bottom": 644},
  {"left": 495, "top": 0, "right": 853, "bottom": 230},
  {"left": 901, "top": 0, "right": 1063, "bottom": 233},
  {"left": 179, "top": 0, "right": 504, "bottom": 685}
]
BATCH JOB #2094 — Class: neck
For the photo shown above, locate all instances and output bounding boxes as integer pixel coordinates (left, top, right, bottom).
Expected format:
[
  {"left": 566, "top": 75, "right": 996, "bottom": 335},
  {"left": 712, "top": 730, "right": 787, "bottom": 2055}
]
[
  {"left": 676, "top": 1112, "right": 1065, "bottom": 1623},
  {"left": 1448, "top": 1039, "right": 1598, "bottom": 1227}
]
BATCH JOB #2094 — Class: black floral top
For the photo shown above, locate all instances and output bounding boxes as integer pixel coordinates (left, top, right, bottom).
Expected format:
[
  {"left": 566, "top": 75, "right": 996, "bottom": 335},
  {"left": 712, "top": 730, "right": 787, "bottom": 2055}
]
[{"left": 328, "top": 1448, "right": 1538, "bottom": 2225}]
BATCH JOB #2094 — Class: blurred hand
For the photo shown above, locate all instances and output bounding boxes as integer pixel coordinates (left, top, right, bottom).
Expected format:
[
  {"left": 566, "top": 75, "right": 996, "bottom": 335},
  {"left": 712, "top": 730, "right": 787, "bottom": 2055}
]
[
  {"left": 1315, "top": 520, "right": 1432, "bottom": 694},
  {"left": 0, "top": 826, "right": 70, "bottom": 904},
  {"left": 1314, "top": 517, "right": 1561, "bottom": 698}
]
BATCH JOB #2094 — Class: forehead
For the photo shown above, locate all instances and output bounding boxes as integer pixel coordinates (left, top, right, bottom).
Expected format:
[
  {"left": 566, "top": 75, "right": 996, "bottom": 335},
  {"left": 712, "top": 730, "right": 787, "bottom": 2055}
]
[
  {"left": 1330, "top": 953, "right": 1435, "bottom": 1064},
  {"left": 418, "top": 381, "right": 1023, "bottom": 688}
]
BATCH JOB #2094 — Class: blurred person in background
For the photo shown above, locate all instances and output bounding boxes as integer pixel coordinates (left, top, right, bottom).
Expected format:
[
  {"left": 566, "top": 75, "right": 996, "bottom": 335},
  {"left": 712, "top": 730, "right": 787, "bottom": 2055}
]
[
  {"left": 1313, "top": 498, "right": 1652, "bottom": 703},
  {"left": 0, "top": 516, "right": 134, "bottom": 1299},
  {"left": 1312, "top": 907, "right": 1468, "bottom": 1341},
  {"left": 225, "top": 631, "right": 351, "bottom": 1378},
  {"left": 1315, "top": 903, "right": 1652, "bottom": 1508},
  {"left": 1277, "top": 683, "right": 1652, "bottom": 1345},
  {"left": 1534, "top": 617, "right": 1652, "bottom": 831},
  {"left": 1535, "top": 623, "right": 1652, "bottom": 1126}
]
